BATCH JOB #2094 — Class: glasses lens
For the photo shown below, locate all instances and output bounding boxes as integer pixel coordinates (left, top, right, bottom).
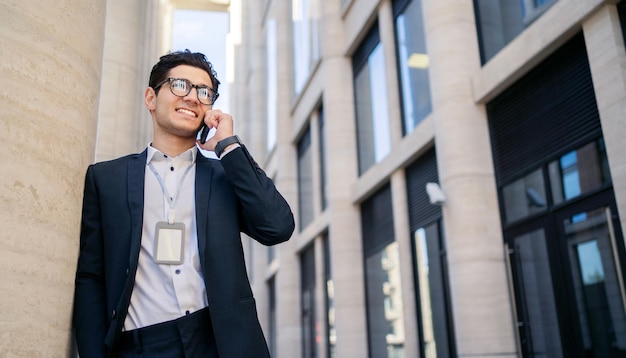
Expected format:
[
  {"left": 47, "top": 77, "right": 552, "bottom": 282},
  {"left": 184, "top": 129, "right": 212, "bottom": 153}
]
[
  {"left": 170, "top": 79, "right": 189, "bottom": 96},
  {"left": 197, "top": 87, "right": 211, "bottom": 102}
]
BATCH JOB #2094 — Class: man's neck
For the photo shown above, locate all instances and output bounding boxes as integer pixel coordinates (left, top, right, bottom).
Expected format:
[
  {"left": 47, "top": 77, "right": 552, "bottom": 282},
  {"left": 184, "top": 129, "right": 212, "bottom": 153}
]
[{"left": 151, "top": 137, "right": 196, "bottom": 158}]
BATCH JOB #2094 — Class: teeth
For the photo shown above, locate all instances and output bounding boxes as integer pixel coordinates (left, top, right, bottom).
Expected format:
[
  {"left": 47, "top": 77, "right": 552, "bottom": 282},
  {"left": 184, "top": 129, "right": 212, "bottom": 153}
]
[{"left": 177, "top": 108, "right": 196, "bottom": 117}]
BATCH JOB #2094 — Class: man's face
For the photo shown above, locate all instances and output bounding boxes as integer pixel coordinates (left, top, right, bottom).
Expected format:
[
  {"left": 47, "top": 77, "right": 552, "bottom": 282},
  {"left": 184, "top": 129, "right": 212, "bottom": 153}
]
[{"left": 146, "top": 64, "right": 214, "bottom": 140}]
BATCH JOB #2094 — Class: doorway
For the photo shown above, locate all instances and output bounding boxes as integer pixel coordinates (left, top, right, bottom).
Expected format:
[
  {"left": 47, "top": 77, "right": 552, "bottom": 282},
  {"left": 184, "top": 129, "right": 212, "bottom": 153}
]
[{"left": 507, "top": 192, "right": 626, "bottom": 357}]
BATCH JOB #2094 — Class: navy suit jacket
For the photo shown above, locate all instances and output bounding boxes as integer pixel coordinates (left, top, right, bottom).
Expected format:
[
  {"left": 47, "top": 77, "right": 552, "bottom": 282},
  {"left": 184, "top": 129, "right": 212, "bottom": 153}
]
[{"left": 73, "top": 146, "right": 294, "bottom": 357}]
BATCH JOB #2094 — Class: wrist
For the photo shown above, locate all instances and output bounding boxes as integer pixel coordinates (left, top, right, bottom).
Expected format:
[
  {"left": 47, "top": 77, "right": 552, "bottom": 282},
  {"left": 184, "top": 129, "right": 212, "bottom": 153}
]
[{"left": 215, "top": 135, "right": 241, "bottom": 158}]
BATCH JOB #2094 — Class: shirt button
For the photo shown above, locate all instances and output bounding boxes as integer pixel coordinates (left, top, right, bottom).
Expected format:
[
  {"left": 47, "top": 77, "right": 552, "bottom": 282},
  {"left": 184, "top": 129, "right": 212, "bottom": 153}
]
[
  {"left": 186, "top": 310, "right": 190, "bottom": 315},
  {"left": 170, "top": 166, "right": 174, "bottom": 171},
  {"left": 175, "top": 269, "right": 181, "bottom": 274}
]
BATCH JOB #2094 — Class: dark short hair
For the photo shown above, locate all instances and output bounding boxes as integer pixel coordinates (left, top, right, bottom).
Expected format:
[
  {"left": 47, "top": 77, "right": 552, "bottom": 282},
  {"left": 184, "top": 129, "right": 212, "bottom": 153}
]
[{"left": 149, "top": 50, "right": 220, "bottom": 94}]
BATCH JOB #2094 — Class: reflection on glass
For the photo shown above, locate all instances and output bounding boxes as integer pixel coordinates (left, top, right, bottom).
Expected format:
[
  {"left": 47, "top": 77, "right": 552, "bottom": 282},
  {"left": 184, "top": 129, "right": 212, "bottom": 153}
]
[
  {"left": 512, "top": 229, "right": 563, "bottom": 357},
  {"left": 549, "top": 139, "right": 611, "bottom": 205},
  {"left": 395, "top": 0, "right": 432, "bottom": 135},
  {"left": 365, "top": 241, "right": 405, "bottom": 358},
  {"left": 414, "top": 222, "right": 454, "bottom": 357},
  {"left": 324, "top": 236, "right": 336, "bottom": 357},
  {"left": 502, "top": 169, "right": 547, "bottom": 223},
  {"left": 474, "top": 0, "right": 558, "bottom": 62},
  {"left": 355, "top": 43, "right": 391, "bottom": 174},
  {"left": 577, "top": 240, "right": 604, "bottom": 285},
  {"left": 292, "top": 0, "right": 320, "bottom": 93},
  {"left": 564, "top": 208, "right": 626, "bottom": 356},
  {"left": 415, "top": 228, "right": 436, "bottom": 357}
]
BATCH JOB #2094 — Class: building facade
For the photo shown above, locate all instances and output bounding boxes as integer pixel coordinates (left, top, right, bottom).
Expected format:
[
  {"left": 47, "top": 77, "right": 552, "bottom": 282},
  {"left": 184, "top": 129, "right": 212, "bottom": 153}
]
[
  {"left": 231, "top": 0, "right": 626, "bottom": 357},
  {"left": 2, "top": 0, "right": 626, "bottom": 356}
]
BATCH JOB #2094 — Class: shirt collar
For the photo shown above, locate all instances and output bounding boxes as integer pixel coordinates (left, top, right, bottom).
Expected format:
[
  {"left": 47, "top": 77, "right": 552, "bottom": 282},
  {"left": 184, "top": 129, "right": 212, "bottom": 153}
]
[{"left": 147, "top": 144, "right": 197, "bottom": 165}]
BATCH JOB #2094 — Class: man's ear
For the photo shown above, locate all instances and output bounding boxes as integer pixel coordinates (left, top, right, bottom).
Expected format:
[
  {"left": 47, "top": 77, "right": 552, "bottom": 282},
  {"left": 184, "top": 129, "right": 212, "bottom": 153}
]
[{"left": 145, "top": 87, "right": 156, "bottom": 110}]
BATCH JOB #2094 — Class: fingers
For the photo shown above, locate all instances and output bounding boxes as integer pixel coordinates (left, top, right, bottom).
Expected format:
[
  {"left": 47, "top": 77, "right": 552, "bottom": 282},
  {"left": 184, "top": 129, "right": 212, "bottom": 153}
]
[
  {"left": 203, "top": 110, "right": 234, "bottom": 138},
  {"left": 197, "top": 110, "right": 235, "bottom": 151}
]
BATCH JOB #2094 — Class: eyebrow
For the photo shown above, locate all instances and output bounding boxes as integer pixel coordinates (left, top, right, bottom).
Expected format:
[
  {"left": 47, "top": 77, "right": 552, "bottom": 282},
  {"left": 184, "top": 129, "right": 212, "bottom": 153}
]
[{"left": 171, "top": 77, "right": 212, "bottom": 89}]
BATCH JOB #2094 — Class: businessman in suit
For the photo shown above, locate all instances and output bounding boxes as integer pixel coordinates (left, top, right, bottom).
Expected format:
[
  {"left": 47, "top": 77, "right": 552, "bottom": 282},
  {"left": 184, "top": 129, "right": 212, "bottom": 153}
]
[{"left": 73, "top": 50, "right": 295, "bottom": 357}]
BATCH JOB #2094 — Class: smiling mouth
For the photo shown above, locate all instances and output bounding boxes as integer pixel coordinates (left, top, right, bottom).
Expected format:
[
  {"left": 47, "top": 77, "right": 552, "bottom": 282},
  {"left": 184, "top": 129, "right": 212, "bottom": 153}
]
[{"left": 176, "top": 108, "right": 198, "bottom": 117}]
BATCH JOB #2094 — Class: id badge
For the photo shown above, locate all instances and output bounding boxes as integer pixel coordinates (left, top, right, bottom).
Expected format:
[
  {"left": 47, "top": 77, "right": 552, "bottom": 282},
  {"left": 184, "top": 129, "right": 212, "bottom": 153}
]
[{"left": 154, "top": 222, "right": 185, "bottom": 265}]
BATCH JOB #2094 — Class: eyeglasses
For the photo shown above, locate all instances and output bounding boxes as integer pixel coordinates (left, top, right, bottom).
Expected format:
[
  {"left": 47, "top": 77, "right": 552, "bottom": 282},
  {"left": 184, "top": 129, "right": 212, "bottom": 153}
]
[{"left": 154, "top": 78, "right": 219, "bottom": 105}]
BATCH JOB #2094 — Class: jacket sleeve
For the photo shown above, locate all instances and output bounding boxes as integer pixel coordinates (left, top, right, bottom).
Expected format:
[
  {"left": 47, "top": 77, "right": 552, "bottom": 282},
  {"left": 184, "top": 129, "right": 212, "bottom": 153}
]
[
  {"left": 73, "top": 165, "right": 108, "bottom": 358},
  {"left": 219, "top": 145, "right": 295, "bottom": 245}
]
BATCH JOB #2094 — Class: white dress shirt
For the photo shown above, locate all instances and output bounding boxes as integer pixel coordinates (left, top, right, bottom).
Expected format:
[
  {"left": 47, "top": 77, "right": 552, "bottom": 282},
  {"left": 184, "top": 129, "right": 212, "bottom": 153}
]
[{"left": 124, "top": 146, "right": 208, "bottom": 330}]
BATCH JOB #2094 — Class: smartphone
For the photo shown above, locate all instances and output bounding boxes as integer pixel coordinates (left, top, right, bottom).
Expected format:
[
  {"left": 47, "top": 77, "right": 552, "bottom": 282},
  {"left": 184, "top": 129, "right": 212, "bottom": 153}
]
[{"left": 198, "top": 123, "right": 210, "bottom": 144}]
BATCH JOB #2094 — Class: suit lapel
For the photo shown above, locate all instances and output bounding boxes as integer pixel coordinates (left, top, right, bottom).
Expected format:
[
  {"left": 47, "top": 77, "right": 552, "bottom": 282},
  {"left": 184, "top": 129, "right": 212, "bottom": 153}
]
[
  {"left": 127, "top": 150, "right": 147, "bottom": 266},
  {"left": 195, "top": 152, "right": 213, "bottom": 268}
]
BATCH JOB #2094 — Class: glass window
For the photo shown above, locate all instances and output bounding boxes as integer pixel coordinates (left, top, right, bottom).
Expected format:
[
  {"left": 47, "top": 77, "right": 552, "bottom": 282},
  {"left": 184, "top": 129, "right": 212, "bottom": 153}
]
[
  {"left": 502, "top": 169, "right": 547, "bottom": 224},
  {"left": 354, "top": 38, "right": 391, "bottom": 175},
  {"left": 298, "top": 128, "right": 314, "bottom": 230},
  {"left": 511, "top": 229, "right": 563, "bottom": 357},
  {"left": 474, "top": 0, "right": 558, "bottom": 63},
  {"left": 301, "top": 245, "right": 319, "bottom": 358},
  {"left": 413, "top": 221, "right": 455, "bottom": 357},
  {"left": 562, "top": 207, "right": 626, "bottom": 355},
  {"left": 324, "top": 234, "right": 336, "bottom": 358},
  {"left": 319, "top": 106, "right": 328, "bottom": 211},
  {"left": 549, "top": 139, "right": 611, "bottom": 206},
  {"left": 266, "top": 18, "right": 278, "bottom": 151},
  {"left": 293, "top": 0, "right": 321, "bottom": 94},
  {"left": 365, "top": 242, "right": 405, "bottom": 358},
  {"left": 268, "top": 276, "right": 277, "bottom": 355},
  {"left": 361, "top": 184, "right": 404, "bottom": 358},
  {"left": 394, "top": 0, "right": 432, "bottom": 135}
]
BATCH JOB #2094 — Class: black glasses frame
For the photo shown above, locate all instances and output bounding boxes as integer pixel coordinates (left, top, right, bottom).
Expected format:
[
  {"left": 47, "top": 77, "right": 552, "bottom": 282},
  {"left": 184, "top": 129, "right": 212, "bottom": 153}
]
[{"left": 154, "top": 77, "right": 219, "bottom": 105}]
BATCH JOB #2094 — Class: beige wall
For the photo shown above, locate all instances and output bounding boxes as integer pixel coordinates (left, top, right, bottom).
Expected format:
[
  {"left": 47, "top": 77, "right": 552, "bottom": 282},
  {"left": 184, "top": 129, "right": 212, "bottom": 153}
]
[
  {"left": 96, "top": 0, "right": 168, "bottom": 162},
  {"left": 0, "top": 1, "right": 107, "bottom": 355}
]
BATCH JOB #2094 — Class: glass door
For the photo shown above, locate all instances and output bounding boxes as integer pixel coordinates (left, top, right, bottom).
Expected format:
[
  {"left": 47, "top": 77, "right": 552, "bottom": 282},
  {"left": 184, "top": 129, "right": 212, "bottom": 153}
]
[
  {"left": 557, "top": 205, "right": 626, "bottom": 357},
  {"left": 506, "top": 196, "right": 626, "bottom": 357}
]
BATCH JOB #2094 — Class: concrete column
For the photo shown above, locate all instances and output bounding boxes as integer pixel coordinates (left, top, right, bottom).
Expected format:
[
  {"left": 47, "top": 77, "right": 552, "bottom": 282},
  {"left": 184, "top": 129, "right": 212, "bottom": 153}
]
[
  {"left": 0, "top": 1, "right": 106, "bottom": 356},
  {"left": 96, "top": 0, "right": 158, "bottom": 161},
  {"left": 273, "top": 0, "right": 302, "bottom": 356},
  {"left": 390, "top": 170, "right": 419, "bottom": 357},
  {"left": 583, "top": 4, "right": 626, "bottom": 234},
  {"left": 320, "top": 0, "right": 368, "bottom": 357},
  {"left": 423, "top": 0, "right": 517, "bottom": 356},
  {"left": 244, "top": 0, "right": 268, "bottom": 158}
]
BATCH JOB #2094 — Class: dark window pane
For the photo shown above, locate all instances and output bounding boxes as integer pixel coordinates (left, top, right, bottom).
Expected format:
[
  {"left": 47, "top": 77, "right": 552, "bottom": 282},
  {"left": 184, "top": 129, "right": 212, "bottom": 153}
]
[
  {"left": 475, "top": 0, "right": 558, "bottom": 63},
  {"left": 361, "top": 185, "right": 402, "bottom": 358},
  {"left": 324, "top": 234, "right": 336, "bottom": 357},
  {"left": 549, "top": 139, "right": 611, "bottom": 205},
  {"left": 512, "top": 229, "right": 563, "bottom": 357},
  {"left": 298, "top": 128, "right": 314, "bottom": 230},
  {"left": 301, "top": 245, "right": 318, "bottom": 358},
  {"left": 319, "top": 106, "right": 328, "bottom": 210},
  {"left": 502, "top": 169, "right": 547, "bottom": 224}
]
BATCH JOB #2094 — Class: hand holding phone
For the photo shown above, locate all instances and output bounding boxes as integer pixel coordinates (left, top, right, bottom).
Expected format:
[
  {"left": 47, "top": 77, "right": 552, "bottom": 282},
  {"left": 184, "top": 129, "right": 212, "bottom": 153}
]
[{"left": 196, "top": 110, "right": 234, "bottom": 151}]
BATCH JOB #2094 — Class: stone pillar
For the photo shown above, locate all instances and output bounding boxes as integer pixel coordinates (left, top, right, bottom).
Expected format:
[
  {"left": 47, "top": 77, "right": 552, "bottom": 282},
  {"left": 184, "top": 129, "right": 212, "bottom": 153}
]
[
  {"left": 321, "top": 0, "right": 368, "bottom": 357},
  {"left": 423, "top": 0, "right": 517, "bottom": 356},
  {"left": 0, "top": 1, "right": 106, "bottom": 356},
  {"left": 273, "top": 0, "right": 303, "bottom": 356},
  {"left": 583, "top": 4, "right": 626, "bottom": 234},
  {"left": 96, "top": 0, "right": 160, "bottom": 162}
]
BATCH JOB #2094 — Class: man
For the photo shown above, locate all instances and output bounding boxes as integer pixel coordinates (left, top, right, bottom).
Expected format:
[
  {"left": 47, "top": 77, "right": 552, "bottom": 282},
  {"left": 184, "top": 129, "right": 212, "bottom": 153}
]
[{"left": 73, "top": 50, "right": 295, "bottom": 357}]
